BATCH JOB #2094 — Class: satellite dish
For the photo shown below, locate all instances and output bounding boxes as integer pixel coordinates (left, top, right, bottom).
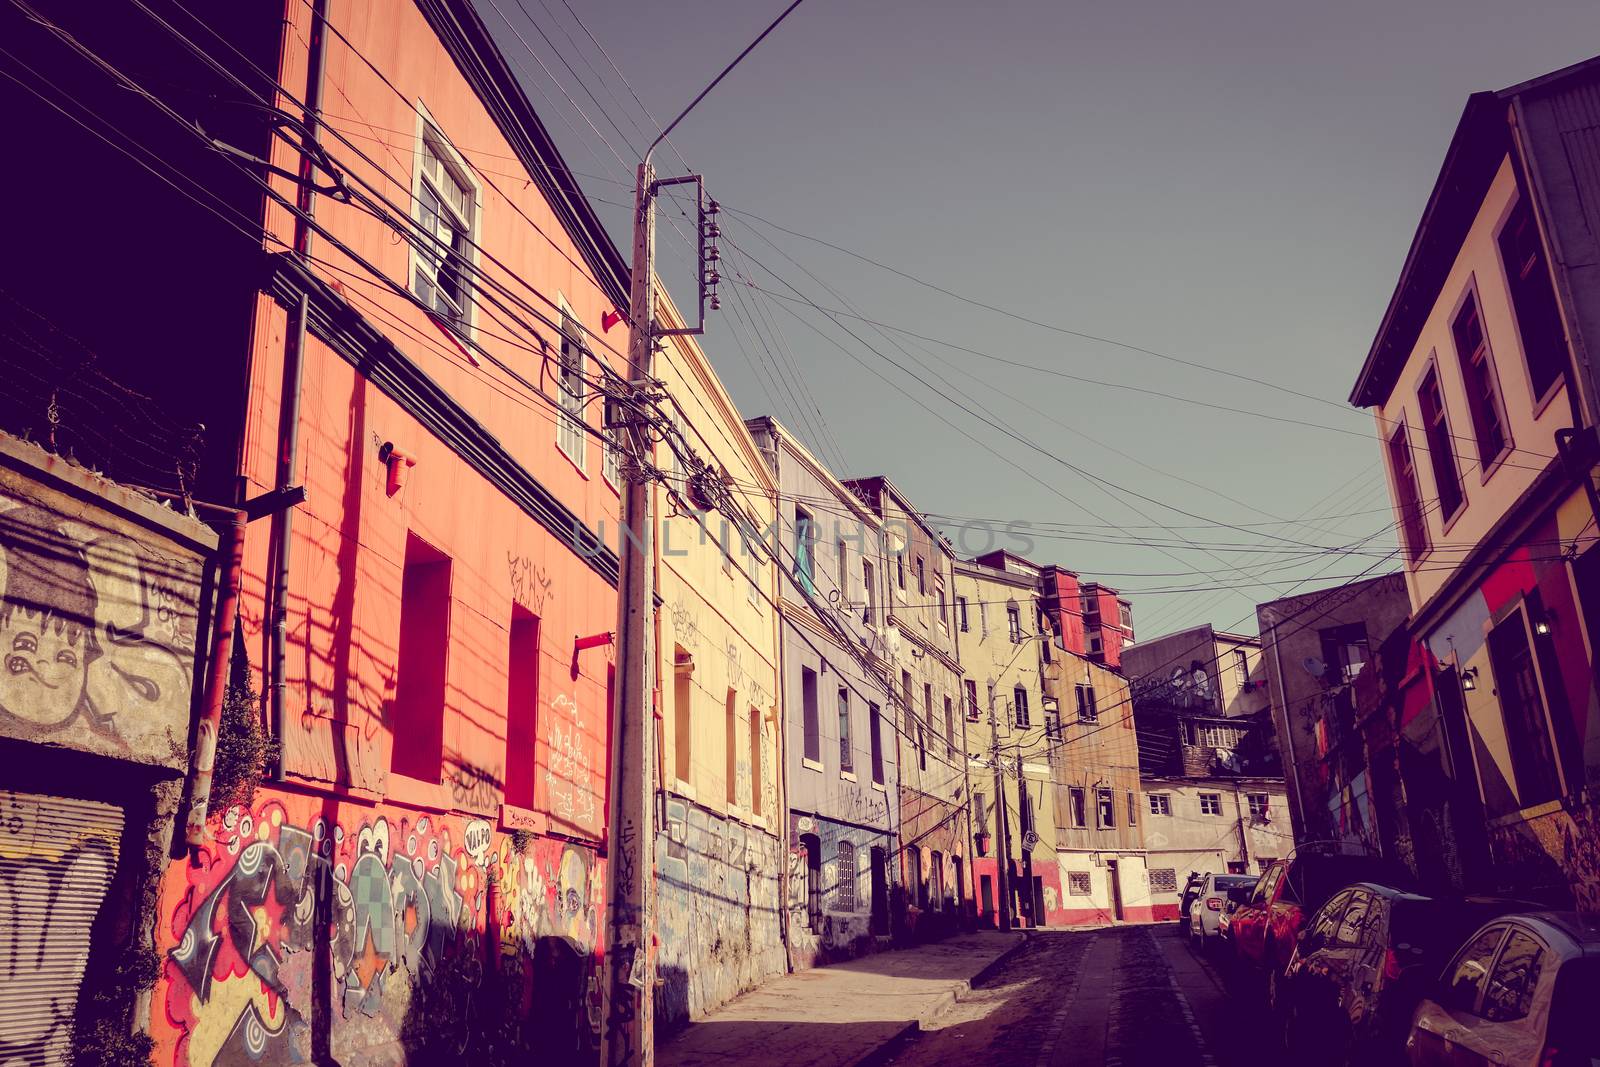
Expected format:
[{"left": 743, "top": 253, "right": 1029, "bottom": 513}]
[{"left": 1302, "top": 656, "right": 1327, "bottom": 678}]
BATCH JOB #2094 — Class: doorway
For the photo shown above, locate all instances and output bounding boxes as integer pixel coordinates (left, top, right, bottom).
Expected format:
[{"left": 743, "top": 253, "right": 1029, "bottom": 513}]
[
  {"left": 1106, "top": 859, "right": 1124, "bottom": 921},
  {"left": 870, "top": 847, "right": 889, "bottom": 935},
  {"left": 979, "top": 874, "right": 994, "bottom": 920}
]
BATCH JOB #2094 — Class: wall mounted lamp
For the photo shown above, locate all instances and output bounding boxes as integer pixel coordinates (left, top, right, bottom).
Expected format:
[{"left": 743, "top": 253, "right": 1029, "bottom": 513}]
[
  {"left": 1532, "top": 612, "right": 1555, "bottom": 637},
  {"left": 1461, "top": 667, "right": 1479, "bottom": 692}
]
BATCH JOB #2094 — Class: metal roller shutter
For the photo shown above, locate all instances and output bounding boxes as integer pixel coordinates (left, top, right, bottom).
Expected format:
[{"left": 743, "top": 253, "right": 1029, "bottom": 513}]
[{"left": 0, "top": 789, "right": 123, "bottom": 1067}]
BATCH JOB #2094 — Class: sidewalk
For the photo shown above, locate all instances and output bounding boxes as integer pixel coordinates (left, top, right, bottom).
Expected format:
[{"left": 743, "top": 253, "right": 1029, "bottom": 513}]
[{"left": 656, "top": 932, "right": 1027, "bottom": 1067}]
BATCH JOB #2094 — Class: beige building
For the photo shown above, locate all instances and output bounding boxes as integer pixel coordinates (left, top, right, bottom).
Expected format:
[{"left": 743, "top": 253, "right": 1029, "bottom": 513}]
[
  {"left": 653, "top": 297, "right": 786, "bottom": 1023},
  {"left": 953, "top": 555, "right": 1056, "bottom": 928}
]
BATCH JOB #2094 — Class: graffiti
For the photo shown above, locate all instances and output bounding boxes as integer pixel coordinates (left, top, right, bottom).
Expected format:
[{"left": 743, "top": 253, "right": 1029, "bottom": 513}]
[
  {"left": 547, "top": 694, "right": 599, "bottom": 833},
  {"left": 1131, "top": 659, "right": 1215, "bottom": 712},
  {"left": 0, "top": 500, "right": 199, "bottom": 762},
  {"left": 506, "top": 553, "right": 554, "bottom": 615},
  {"left": 159, "top": 796, "right": 604, "bottom": 1066},
  {"left": 0, "top": 790, "right": 120, "bottom": 1066},
  {"left": 449, "top": 761, "right": 501, "bottom": 812}
]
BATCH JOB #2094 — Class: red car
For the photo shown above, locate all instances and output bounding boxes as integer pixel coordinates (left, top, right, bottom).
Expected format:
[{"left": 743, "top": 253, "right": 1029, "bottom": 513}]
[{"left": 1229, "top": 847, "right": 1408, "bottom": 1003}]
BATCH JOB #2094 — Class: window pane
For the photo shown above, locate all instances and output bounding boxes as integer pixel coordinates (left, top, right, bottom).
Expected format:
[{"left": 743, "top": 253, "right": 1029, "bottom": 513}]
[
  {"left": 1444, "top": 927, "right": 1506, "bottom": 1014},
  {"left": 1483, "top": 931, "right": 1544, "bottom": 1022}
]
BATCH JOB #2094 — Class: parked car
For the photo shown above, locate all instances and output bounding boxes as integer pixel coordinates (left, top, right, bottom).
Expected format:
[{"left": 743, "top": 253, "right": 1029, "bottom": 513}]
[
  {"left": 1177, "top": 872, "right": 1205, "bottom": 937},
  {"left": 1279, "top": 884, "right": 1536, "bottom": 1066},
  {"left": 1219, "top": 882, "right": 1254, "bottom": 944},
  {"left": 1407, "top": 912, "right": 1600, "bottom": 1067},
  {"left": 1229, "top": 846, "right": 1408, "bottom": 1001},
  {"left": 1190, "top": 873, "right": 1258, "bottom": 950}
]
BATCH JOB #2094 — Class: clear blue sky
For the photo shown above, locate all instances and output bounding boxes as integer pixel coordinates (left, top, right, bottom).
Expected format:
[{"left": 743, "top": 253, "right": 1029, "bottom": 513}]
[{"left": 482, "top": 0, "right": 1600, "bottom": 641}]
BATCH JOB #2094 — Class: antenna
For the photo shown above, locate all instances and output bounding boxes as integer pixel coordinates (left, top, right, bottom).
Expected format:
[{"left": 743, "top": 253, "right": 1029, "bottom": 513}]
[{"left": 1301, "top": 656, "right": 1327, "bottom": 679}]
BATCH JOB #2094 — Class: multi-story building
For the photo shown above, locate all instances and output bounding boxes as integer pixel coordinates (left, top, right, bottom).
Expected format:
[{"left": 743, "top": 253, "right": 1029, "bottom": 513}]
[
  {"left": 1255, "top": 575, "right": 1411, "bottom": 848},
  {"left": 746, "top": 417, "right": 899, "bottom": 965},
  {"left": 1348, "top": 54, "right": 1600, "bottom": 909},
  {"left": 654, "top": 313, "right": 785, "bottom": 1024},
  {"left": 2, "top": 1, "right": 651, "bottom": 1060},
  {"left": 1137, "top": 779, "right": 1292, "bottom": 915},
  {"left": 1122, "top": 625, "right": 1269, "bottom": 724},
  {"left": 953, "top": 553, "right": 1056, "bottom": 928},
  {"left": 847, "top": 477, "right": 972, "bottom": 937}
]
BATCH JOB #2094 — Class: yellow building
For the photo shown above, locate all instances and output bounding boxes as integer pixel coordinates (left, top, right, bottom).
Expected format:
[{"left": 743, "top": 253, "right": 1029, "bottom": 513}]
[{"left": 650, "top": 295, "right": 785, "bottom": 1025}]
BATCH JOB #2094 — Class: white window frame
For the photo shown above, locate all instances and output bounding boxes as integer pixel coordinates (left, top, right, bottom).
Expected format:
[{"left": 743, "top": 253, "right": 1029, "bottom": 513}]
[
  {"left": 409, "top": 104, "right": 480, "bottom": 338},
  {"left": 555, "top": 294, "right": 588, "bottom": 471},
  {"left": 1147, "top": 792, "right": 1171, "bottom": 816},
  {"left": 1199, "top": 792, "right": 1222, "bottom": 816},
  {"left": 600, "top": 365, "right": 624, "bottom": 490}
]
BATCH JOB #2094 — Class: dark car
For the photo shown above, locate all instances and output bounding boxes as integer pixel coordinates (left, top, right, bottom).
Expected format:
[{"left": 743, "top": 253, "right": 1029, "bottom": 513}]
[
  {"left": 1229, "top": 846, "right": 1409, "bottom": 998},
  {"left": 1279, "top": 884, "right": 1535, "bottom": 1066},
  {"left": 1177, "top": 872, "right": 1205, "bottom": 937}
]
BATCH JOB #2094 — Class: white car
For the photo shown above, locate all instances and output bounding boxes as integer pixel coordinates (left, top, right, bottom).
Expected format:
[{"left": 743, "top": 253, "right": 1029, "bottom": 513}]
[
  {"left": 1407, "top": 912, "right": 1600, "bottom": 1067},
  {"left": 1188, "top": 873, "right": 1258, "bottom": 950}
]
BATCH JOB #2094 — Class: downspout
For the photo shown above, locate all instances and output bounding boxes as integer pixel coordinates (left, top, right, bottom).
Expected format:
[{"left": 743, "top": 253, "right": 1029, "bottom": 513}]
[
  {"left": 186, "top": 511, "right": 247, "bottom": 846},
  {"left": 769, "top": 431, "right": 795, "bottom": 973},
  {"left": 269, "top": 0, "right": 328, "bottom": 778}
]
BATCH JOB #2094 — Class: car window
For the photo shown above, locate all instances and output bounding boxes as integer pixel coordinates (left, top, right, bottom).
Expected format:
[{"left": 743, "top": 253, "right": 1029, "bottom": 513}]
[
  {"left": 1334, "top": 891, "right": 1372, "bottom": 947},
  {"left": 1309, "top": 890, "right": 1353, "bottom": 945},
  {"left": 1482, "top": 931, "right": 1545, "bottom": 1023},
  {"left": 1443, "top": 926, "right": 1508, "bottom": 1015},
  {"left": 1256, "top": 865, "right": 1283, "bottom": 904}
]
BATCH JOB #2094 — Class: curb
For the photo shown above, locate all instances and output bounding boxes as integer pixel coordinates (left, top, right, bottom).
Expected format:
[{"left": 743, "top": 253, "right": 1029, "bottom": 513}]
[{"left": 854, "top": 935, "right": 1031, "bottom": 1067}]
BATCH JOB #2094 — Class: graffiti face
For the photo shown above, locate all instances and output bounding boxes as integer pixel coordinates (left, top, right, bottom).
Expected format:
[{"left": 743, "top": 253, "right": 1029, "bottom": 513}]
[{"left": 0, "top": 499, "right": 199, "bottom": 761}]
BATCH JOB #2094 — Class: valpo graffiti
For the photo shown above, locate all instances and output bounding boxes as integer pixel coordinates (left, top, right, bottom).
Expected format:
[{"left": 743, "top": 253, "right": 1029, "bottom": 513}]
[
  {"left": 156, "top": 794, "right": 603, "bottom": 1065},
  {"left": 0, "top": 498, "right": 200, "bottom": 765}
]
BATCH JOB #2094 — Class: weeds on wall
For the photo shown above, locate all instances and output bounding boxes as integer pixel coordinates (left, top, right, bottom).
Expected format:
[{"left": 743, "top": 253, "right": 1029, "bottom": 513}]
[
  {"left": 70, "top": 945, "right": 159, "bottom": 1067},
  {"left": 207, "top": 644, "right": 279, "bottom": 818}
]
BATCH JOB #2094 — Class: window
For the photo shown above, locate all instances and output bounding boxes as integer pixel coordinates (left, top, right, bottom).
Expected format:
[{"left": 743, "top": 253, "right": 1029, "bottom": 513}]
[
  {"left": 556, "top": 307, "right": 588, "bottom": 470},
  {"left": 1443, "top": 926, "right": 1507, "bottom": 1014},
  {"left": 1095, "top": 787, "right": 1115, "bottom": 829},
  {"left": 917, "top": 721, "right": 926, "bottom": 772},
  {"left": 963, "top": 679, "right": 980, "bottom": 722},
  {"left": 924, "top": 683, "right": 934, "bottom": 740},
  {"left": 869, "top": 702, "right": 884, "bottom": 785},
  {"left": 1487, "top": 609, "right": 1562, "bottom": 806},
  {"left": 1007, "top": 605, "right": 1022, "bottom": 643},
  {"left": 1009, "top": 686, "right": 1028, "bottom": 728},
  {"left": 1452, "top": 290, "right": 1512, "bottom": 468},
  {"left": 1483, "top": 930, "right": 1545, "bottom": 1022},
  {"left": 1387, "top": 421, "right": 1430, "bottom": 562},
  {"left": 1068, "top": 871, "right": 1092, "bottom": 896},
  {"left": 936, "top": 582, "right": 948, "bottom": 630},
  {"left": 746, "top": 537, "right": 762, "bottom": 608},
  {"left": 726, "top": 689, "right": 738, "bottom": 804},
  {"left": 908, "top": 846, "right": 926, "bottom": 908},
  {"left": 1498, "top": 196, "right": 1568, "bottom": 402},
  {"left": 838, "top": 686, "right": 853, "bottom": 774},
  {"left": 801, "top": 667, "right": 821, "bottom": 764},
  {"left": 943, "top": 695, "right": 955, "bottom": 757},
  {"left": 803, "top": 834, "right": 823, "bottom": 930},
  {"left": 930, "top": 850, "right": 945, "bottom": 911},
  {"left": 1148, "top": 869, "right": 1177, "bottom": 893},
  {"left": 835, "top": 840, "right": 857, "bottom": 912},
  {"left": 836, "top": 539, "right": 848, "bottom": 592},
  {"left": 1232, "top": 648, "right": 1249, "bottom": 684},
  {"left": 1247, "top": 793, "right": 1270, "bottom": 820},
  {"left": 1199, "top": 792, "right": 1222, "bottom": 816},
  {"left": 750, "top": 706, "right": 763, "bottom": 816},
  {"left": 600, "top": 368, "right": 624, "bottom": 489},
  {"left": 504, "top": 605, "right": 539, "bottom": 808},
  {"left": 1127, "top": 792, "right": 1138, "bottom": 826},
  {"left": 915, "top": 556, "right": 926, "bottom": 595},
  {"left": 986, "top": 683, "right": 996, "bottom": 722},
  {"left": 896, "top": 551, "right": 905, "bottom": 592},
  {"left": 413, "top": 123, "right": 475, "bottom": 330},
  {"left": 861, "top": 558, "right": 877, "bottom": 625},
  {"left": 794, "top": 507, "right": 816, "bottom": 593},
  {"left": 902, "top": 670, "right": 914, "bottom": 731},
  {"left": 1256, "top": 857, "right": 1273, "bottom": 872},
  {"left": 1333, "top": 890, "right": 1372, "bottom": 946},
  {"left": 1147, "top": 793, "right": 1171, "bottom": 816},
  {"left": 957, "top": 596, "right": 970, "bottom": 632},
  {"left": 1068, "top": 787, "right": 1087, "bottom": 828},
  {"left": 1197, "top": 724, "right": 1245, "bottom": 749},
  {"left": 1417, "top": 365, "right": 1464, "bottom": 519},
  {"left": 1320, "top": 623, "right": 1370, "bottom": 684},
  {"left": 674, "top": 648, "right": 693, "bottom": 783},
  {"left": 392, "top": 532, "right": 451, "bottom": 782},
  {"left": 1119, "top": 602, "right": 1133, "bottom": 630},
  {"left": 1075, "top": 683, "right": 1097, "bottom": 723}
]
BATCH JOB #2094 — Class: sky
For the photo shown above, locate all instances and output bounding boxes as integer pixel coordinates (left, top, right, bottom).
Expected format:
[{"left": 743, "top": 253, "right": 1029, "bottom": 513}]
[{"left": 481, "top": 0, "right": 1600, "bottom": 641}]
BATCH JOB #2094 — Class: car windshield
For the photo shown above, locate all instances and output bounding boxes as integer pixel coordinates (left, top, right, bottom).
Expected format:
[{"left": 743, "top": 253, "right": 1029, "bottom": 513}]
[
  {"left": 1549, "top": 960, "right": 1600, "bottom": 1057},
  {"left": 1391, "top": 900, "right": 1530, "bottom": 960},
  {"left": 1213, "top": 876, "right": 1256, "bottom": 892}
]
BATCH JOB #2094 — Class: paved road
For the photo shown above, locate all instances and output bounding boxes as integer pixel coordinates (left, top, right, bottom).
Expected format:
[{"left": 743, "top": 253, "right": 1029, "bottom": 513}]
[{"left": 884, "top": 926, "right": 1279, "bottom": 1067}]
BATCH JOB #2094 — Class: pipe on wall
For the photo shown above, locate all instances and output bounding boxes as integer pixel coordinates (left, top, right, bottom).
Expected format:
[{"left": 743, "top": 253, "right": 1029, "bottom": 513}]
[{"left": 186, "top": 511, "right": 247, "bottom": 846}]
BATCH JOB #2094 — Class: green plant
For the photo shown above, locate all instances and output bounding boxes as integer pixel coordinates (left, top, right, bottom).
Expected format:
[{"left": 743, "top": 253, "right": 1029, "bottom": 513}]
[
  {"left": 71, "top": 945, "right": 160, "bottom": 1066},
  {"left": 207, "top": 663, "right": 279, "bottom": 818}
]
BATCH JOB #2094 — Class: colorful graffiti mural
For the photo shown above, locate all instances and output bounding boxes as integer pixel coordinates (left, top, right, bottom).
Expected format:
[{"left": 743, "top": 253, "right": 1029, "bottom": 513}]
[{"left": 156, "top": 794, "right": 603, "bottom": 1065}]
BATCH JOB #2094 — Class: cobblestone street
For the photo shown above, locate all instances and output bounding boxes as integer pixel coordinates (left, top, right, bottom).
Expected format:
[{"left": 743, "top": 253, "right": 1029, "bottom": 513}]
[{"left": 886, "top": 927, "right": 1279, "bottom": 1067}]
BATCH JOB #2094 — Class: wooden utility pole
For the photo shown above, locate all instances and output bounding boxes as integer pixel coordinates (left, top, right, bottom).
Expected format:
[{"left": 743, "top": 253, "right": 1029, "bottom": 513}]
[
  {"left": 600, "top": 158, "right": 658, "bottom": 1067},
  {"left": 991, "top": 711, "right": 1013, "bottom": 932}
]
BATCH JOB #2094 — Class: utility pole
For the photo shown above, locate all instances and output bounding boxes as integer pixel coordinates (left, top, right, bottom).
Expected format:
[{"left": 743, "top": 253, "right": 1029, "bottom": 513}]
[{"left": 990, "top": 710, "right": 1013, "bottom": 932}]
